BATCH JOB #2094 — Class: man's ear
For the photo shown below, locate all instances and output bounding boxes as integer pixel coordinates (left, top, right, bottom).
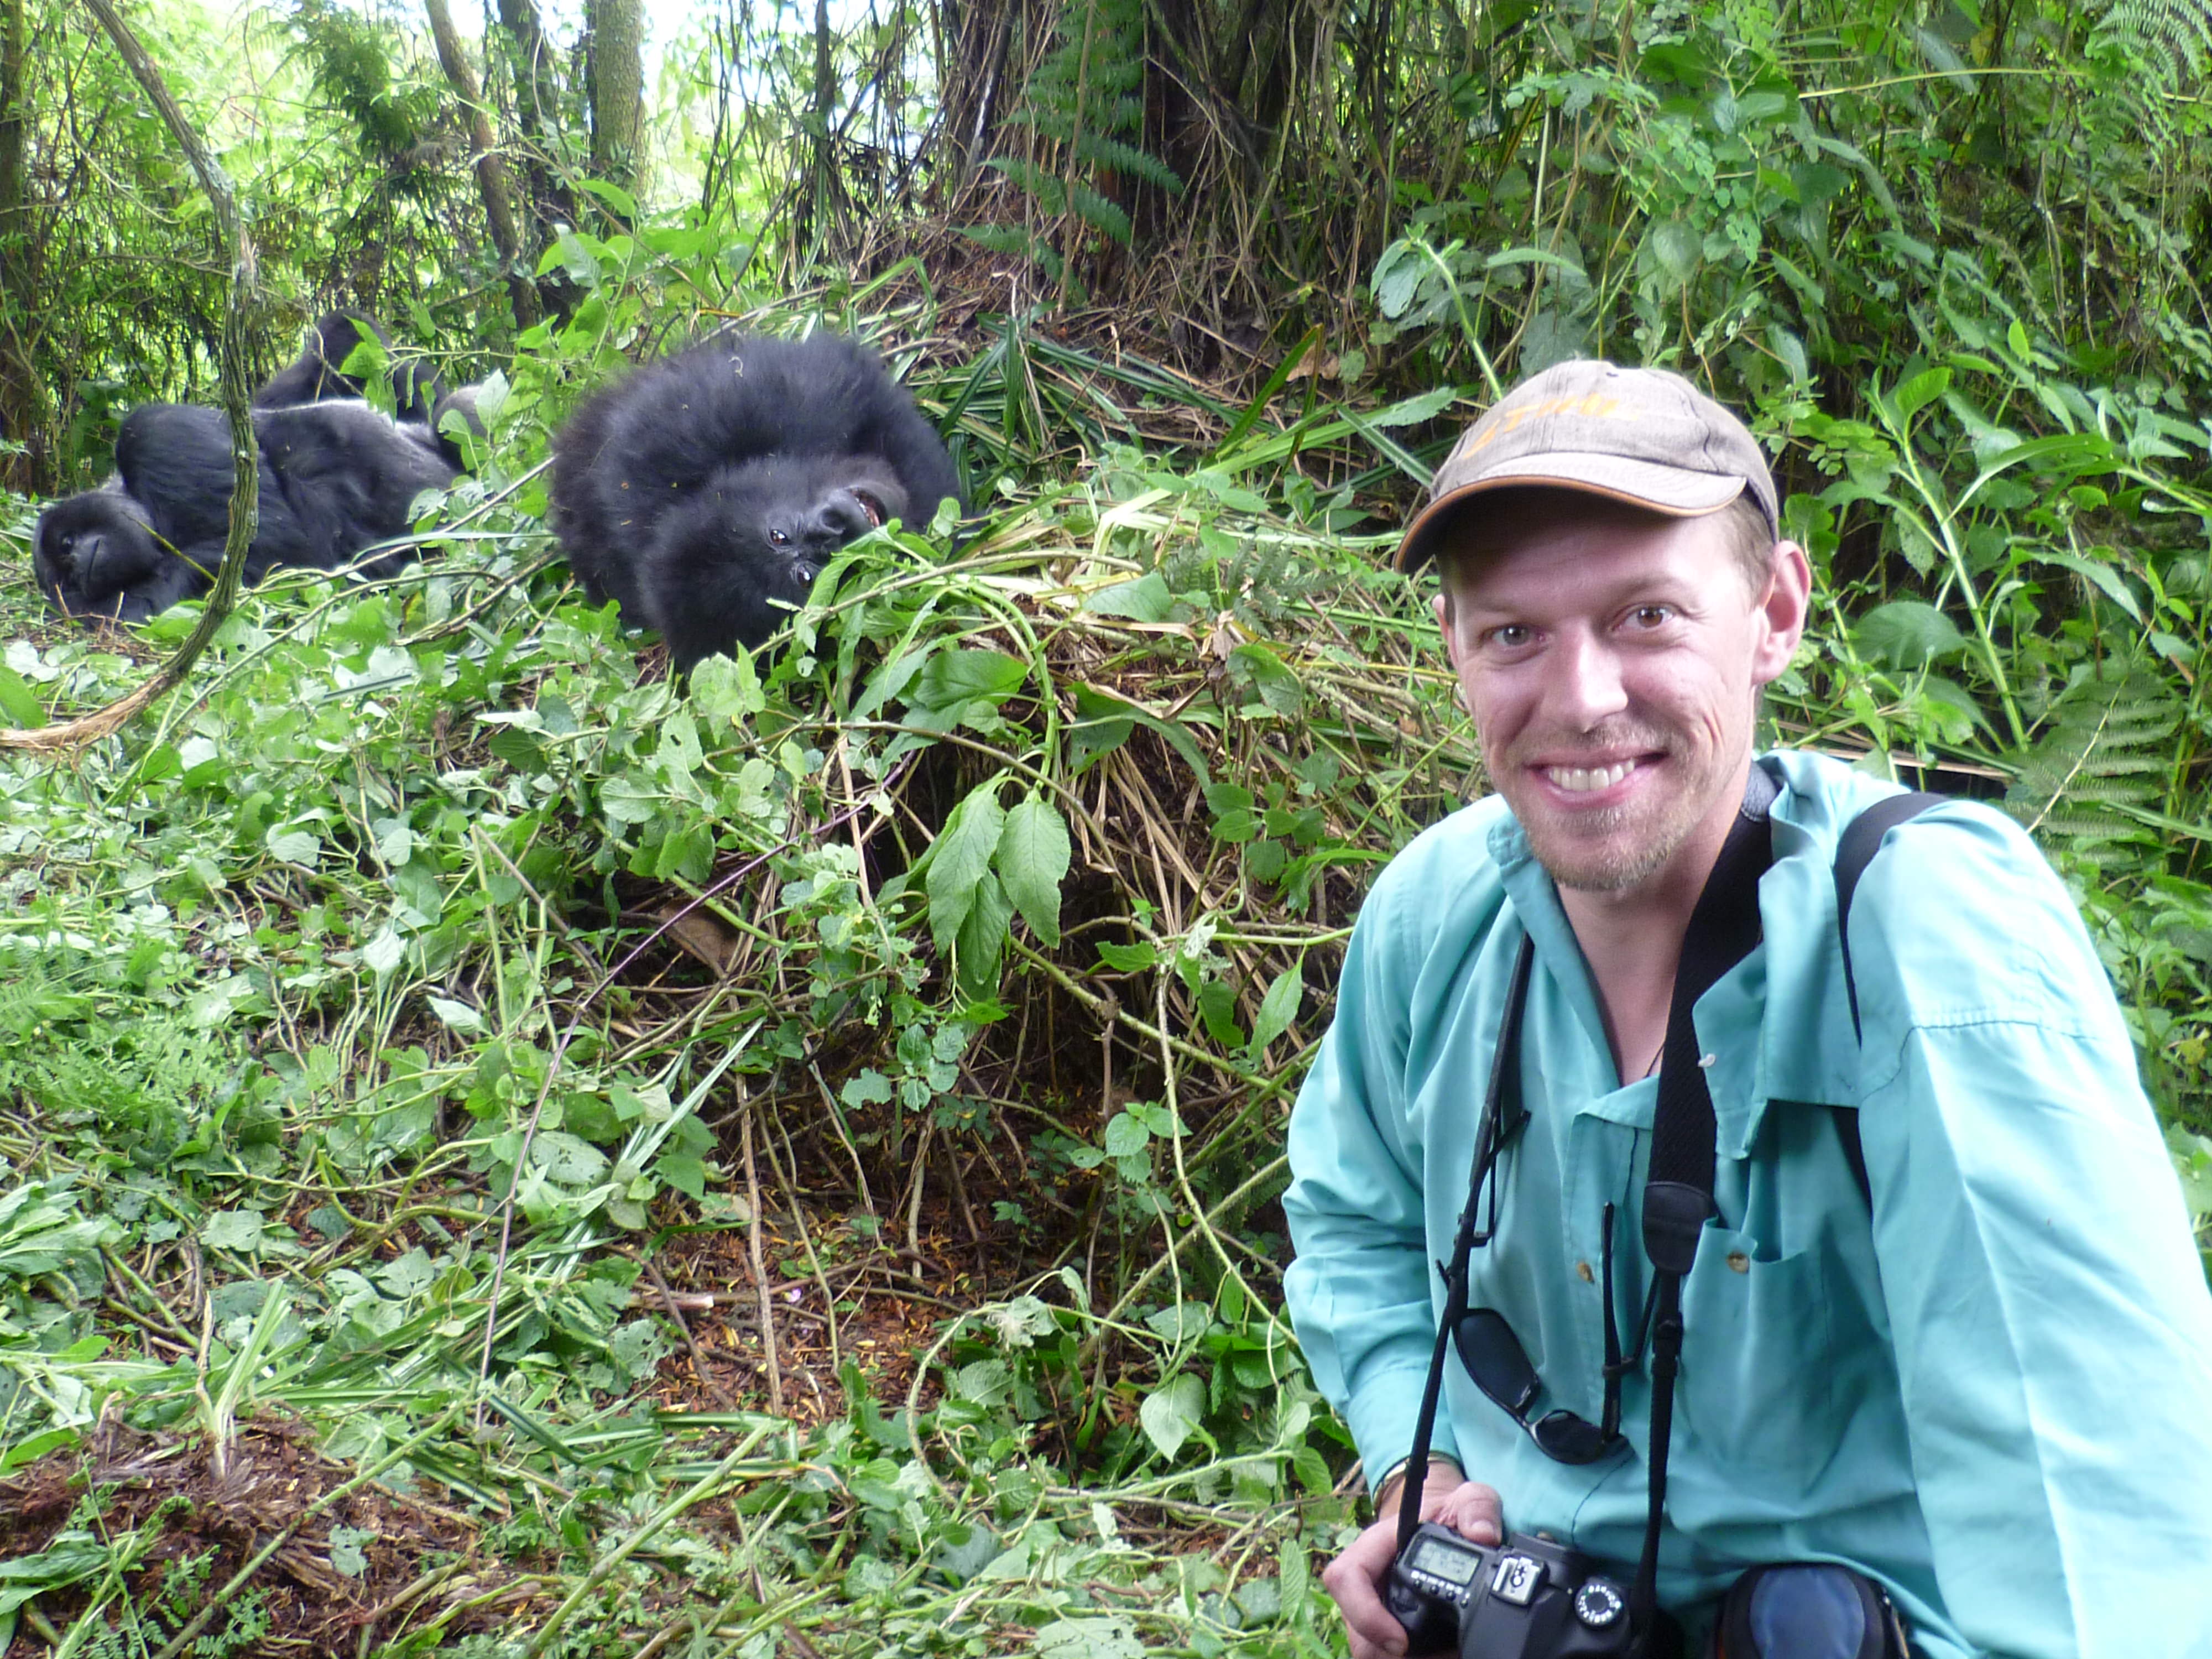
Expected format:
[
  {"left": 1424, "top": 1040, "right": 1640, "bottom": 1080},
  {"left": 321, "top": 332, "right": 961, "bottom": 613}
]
[
  {"left": 1751, "top": 541, "right": 1812, "bottom": 687},
  {"left": 1434, "top": 588, "right": 1463, "bottom": 677}
]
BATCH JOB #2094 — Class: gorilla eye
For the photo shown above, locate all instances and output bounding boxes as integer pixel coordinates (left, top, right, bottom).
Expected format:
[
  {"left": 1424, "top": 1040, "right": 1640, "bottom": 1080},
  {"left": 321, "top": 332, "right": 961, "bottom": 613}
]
[{"left": 769, "top": 528, "right": 790, "bottom": 546}]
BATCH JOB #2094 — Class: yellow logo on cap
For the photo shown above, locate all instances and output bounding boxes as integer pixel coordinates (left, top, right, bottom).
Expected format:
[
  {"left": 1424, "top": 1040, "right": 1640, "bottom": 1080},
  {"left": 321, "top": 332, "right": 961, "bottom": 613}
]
[{"left": 1462, "top": 393, "right": 1634, "bottom": 456}]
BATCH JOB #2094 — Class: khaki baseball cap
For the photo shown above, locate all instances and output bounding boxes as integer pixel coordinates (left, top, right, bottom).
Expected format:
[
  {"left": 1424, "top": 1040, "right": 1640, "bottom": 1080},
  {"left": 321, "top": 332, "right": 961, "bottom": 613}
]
[{"left": 1395, "top": 359, "right": 1779, "bottom": 572}]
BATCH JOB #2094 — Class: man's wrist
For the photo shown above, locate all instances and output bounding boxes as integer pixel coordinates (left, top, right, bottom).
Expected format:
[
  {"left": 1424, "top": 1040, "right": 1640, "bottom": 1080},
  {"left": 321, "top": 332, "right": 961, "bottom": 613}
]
[{"left": 1372, "top": 1453, "right": 1462, "bottom": 1520}]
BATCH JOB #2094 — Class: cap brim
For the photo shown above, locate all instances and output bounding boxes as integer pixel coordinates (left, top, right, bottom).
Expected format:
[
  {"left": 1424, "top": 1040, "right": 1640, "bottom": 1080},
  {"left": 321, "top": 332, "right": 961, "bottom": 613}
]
[{"left": 1394, "top": 455, "right": 1749, "bottom": 573}]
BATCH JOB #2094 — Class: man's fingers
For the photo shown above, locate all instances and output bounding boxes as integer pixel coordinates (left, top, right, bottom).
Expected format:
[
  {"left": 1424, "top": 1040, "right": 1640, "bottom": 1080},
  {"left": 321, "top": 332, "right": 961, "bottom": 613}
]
[
  {"left": 1433, "top": 1479, "right": 1504, "bottom": 1547},
  {"left": 1322, "top": 1515, "right": 1413, "bottom": 1658}
]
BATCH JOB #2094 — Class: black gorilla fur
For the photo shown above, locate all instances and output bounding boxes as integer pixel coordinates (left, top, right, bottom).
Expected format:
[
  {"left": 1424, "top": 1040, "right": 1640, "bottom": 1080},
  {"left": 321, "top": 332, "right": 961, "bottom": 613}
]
[
  {"left": 259, "top": 311, "right": 485, "bottom": 469},
  {"left": 35, "top": 399, "right": 456, "bottom": 624},
  {"left": 549, "top": 332, "right": 961, "bottom": 669},
  {"left": 255, "top": 311, "right": 442, "bottom": 426},
  {"left": 34, "top": 311, "right": 476, "bottom": 624}
]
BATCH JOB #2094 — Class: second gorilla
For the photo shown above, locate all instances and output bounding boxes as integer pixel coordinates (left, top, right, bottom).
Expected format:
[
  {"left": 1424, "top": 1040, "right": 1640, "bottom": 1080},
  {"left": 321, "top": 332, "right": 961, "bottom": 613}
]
[{"left": 549, "top": 332, "right": 962, "bottom": 669}]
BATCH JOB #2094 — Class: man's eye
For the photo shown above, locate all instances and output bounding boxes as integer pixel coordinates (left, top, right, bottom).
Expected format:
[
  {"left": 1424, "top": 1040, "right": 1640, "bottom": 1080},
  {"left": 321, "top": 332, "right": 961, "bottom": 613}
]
[
  {"left": 1486, "top": 624, "right": 1533, "bottom": 650},
  {"left": 1627, "top": 604, "right": 1674, "bottom": 629}
]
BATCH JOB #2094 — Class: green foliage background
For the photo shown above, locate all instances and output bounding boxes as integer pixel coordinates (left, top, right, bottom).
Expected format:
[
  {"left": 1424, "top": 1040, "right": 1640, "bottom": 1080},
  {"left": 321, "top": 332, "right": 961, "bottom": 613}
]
[{"left": 1, "top": 0, "right": 2211, "bottom": 1652}]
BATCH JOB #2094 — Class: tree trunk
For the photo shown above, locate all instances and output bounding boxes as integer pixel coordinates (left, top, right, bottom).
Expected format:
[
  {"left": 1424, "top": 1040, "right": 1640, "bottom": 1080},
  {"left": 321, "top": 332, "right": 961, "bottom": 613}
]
[
  {"left": 492, "top": 0, "right": 580, "bottom": 321},
  {"left": 422, "top": 0, "right": 540, "bottom": 327},
  {"left": 585, "top": 0, "right": 643, "bottom": 209},
  {"left": 0, "top": 0, "right": 44, "bottom": 492}
]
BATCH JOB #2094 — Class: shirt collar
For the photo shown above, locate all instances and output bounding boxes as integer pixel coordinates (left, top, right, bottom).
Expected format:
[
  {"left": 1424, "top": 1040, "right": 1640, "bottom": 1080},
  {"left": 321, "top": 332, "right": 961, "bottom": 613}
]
[{"left": 1481, "top": 755, "right": 1860, "bottom": 1156}]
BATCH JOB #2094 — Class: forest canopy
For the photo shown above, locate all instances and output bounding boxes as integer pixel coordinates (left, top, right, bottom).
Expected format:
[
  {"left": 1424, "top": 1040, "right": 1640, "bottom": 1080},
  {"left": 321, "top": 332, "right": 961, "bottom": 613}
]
[{"left": 1, "top": 0, "right": 2210, "bottom": 1652}]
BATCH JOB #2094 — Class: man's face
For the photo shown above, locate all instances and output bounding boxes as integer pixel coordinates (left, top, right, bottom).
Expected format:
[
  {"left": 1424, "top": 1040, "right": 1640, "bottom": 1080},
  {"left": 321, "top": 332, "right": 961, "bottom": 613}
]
[{"left": 1434, "top": 495, "right": 1808, "bottom": 896}]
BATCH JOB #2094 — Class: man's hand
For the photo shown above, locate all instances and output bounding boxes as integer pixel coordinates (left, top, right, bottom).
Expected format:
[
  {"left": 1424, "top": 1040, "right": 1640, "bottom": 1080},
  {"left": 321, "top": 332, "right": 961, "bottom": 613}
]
[{"left": 1321, "top": 1469, "right": 1504, "bottom": 1659}]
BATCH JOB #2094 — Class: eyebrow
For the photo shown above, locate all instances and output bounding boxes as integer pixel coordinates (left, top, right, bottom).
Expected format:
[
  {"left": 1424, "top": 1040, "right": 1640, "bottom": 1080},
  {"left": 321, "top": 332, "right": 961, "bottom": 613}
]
[{"left": 1457, "top": 572, "right": 1705, "bottom": 623}]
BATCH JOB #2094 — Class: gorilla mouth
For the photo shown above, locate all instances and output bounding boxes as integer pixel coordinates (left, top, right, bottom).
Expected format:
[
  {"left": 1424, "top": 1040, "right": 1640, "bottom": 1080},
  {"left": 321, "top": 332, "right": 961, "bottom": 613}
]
[{"left": 852, "top": 489, "right": 888, "bottom": 529}]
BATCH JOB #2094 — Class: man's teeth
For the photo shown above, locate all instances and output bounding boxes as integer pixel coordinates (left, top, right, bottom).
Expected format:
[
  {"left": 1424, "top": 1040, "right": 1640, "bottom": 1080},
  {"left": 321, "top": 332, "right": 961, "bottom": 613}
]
[{"left": 1548, "top": 760, "right": 1636, "bottom": 794}]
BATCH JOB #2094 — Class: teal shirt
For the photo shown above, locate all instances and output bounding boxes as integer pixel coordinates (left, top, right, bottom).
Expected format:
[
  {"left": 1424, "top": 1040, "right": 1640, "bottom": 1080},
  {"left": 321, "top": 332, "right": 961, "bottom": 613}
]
[{"left": 1283, "top": 750, "right": 2212, "bottom": 1658}]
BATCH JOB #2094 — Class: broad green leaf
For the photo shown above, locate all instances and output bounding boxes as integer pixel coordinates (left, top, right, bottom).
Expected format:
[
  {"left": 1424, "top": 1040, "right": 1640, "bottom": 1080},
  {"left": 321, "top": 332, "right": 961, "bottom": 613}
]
[
  {"left": 1887, "top": 367, "right": 1953, "bottom": 427},
  {"left": 1854, "top": 601, "right": 1966, "bottom": 670},
  {"left": 1036, "top": 1618, "right": 1145, "bottom": 1659},
  {"left": 427, "top": 995, "right": 483, "bottom": 1033},
  {"left": 1103, "top": 1111, "right": 1151, "bottom": 1157},
  {"left": 0, "top": 667, "right": 45, "bottom": 728},
  {"left": 1247, "top": 963, "right": 1305, "bottom": 1056},
  {"left": 1095, "top": 940, "right": 1157, "bottom": 972},
  {"left": 1138, "top": 1372, "right": 1207, "bottom": 1459},
  {"left": 202, "top": 1211, "right": 267, "bottom": 1252},
  {"left": 997, "top": 795, "right": 1071, "bottom": 946},
  {"left": 2037, "top": 549, "right": 2144, "bottom": 623},
  {"left": 926, "top": 783, "right": 1008, "bottom": 951},
  {"left": 1083, "top": 571, "right": 1175, "bottom": 622},
  {"left": 953, "top": 869, "right": 1015, "bottom": 999},
  {"left": 1646, "top": 219, "right": 1701, "bottom": 286}
]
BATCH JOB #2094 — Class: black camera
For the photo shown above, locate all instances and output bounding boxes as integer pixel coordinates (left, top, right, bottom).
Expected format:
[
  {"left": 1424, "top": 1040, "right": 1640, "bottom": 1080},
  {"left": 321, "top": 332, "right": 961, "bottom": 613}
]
[{"left": 1387, "top": 1522, "right": 1638, "bottom": 1657}]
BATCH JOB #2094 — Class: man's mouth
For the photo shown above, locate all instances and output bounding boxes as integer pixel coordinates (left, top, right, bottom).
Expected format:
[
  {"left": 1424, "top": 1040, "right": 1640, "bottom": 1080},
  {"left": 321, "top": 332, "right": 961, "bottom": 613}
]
[{"left": 1543, "top": 758, "right": 1641, "bottom": 794}]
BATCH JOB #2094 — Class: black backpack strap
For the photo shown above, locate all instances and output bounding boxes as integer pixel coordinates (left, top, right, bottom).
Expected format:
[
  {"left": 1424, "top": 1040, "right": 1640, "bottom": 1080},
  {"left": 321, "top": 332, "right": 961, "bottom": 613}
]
[
  {"left": 1829, "top": 791, "right": 1943, "bottom": 1208},
  {"left": 1835, "top": 791, "right": 1945, "bottom": 1041}
]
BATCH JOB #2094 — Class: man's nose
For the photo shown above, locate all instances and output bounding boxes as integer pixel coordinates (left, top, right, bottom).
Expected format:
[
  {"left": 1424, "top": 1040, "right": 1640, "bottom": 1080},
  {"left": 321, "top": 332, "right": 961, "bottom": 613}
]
[{"left": 1546, "top": 629, "right": 1629, "bottom": 728}]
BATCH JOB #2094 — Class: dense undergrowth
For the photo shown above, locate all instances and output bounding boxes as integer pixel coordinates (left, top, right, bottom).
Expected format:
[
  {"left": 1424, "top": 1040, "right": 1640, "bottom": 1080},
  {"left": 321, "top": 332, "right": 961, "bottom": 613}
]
[{"left": 1, "top": 273, "right": 2209, "bottom": 1653}]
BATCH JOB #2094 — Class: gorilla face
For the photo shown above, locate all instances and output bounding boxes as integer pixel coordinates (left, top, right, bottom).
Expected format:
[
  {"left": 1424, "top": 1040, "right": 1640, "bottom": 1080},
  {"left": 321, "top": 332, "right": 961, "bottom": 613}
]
[
  {"left": 34, "top": 489, "right": 203, "bottom": 624},
  {"left": 547, "top": 331, "right": 962, "bottom": 671},
  {"left": 640, "top": 453, "right": 912, "bottom": 669}
]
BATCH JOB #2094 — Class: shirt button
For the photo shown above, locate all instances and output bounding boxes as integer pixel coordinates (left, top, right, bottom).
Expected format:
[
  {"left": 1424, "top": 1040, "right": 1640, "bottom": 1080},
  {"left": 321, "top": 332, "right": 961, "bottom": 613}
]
[
  {"left": 1575, "top": 1260, "right": 1595, "bottom": 1283},
  {"left": 1726, "top": 1251, "right": 1751, "bottom": 1274}
]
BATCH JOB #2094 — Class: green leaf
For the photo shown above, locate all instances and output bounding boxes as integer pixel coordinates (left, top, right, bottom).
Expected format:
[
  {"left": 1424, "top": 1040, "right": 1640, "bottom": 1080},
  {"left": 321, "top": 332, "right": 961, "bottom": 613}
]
[
  {"left": 1246, "top": 963, "right": 1304, "bottom": 1056},
  {"left": 427, "top": 995, "right": 483, "bottom": 1033},
  {"left": 1886, "top": 367, "right": 1953, "bottom": 427},
  {"left": 1036, "top": 1618, "right": 1145, "bottom": 1659},
  {"left": 1083, "top": 571, "right": 1175, "bottom": 622},
  {"left": 1854, "top": 600, "right": 1965, "bottom": 670},
  {"left": 997, "top": 795, "right": 1071, "bottom": 946},
  {"left": 2038, "top": 549, "right": 2144, "bottom": 623},
  {"left": 926, "top": 783, "right": 1008, "bottom": 952},
  {"left": 1095, "top": 940, "right": 1157, "bottom": 972},
  {"left": 202, "top": 1211, "right": 267, "bottom": 1252},
  {"left": 1646, "top": 218, "right": 1702, "bottom": 286},
  {"left": 905, "top": 648, "right": 1029, "bottom": 733},
  {"left": 1138, "top": 1372, "right": 1207, "bottom": 1459},
  {"left": 0, "top": 667, "right": 45, "bottom": 728},
  {"left": 954, "top": 869, "right": 1016, "bottom": 999},
  {"left": 1103, "top": 1111, "right": 1151, "bottom": 1157},
  {"left": 328, "top": 1524, "right": 375, "bottom": 1578}
]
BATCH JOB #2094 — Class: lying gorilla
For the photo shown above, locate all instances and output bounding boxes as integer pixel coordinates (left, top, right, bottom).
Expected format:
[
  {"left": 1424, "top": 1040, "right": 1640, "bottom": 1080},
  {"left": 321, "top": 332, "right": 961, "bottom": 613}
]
[
  {"left": 549, "top": 332, "right": 962, "bottom": 669},
  {"left": 254, "top": 310, "right": 443, "bottom": 426},
  {"left": 35, "top": 402, "right": 456, "bottom": 624},
  {"left": 259, "top": 310, "right": 485, "bottom": 469},
  {"left": 34, "top": 313, "right": 469, "bottom": 624}
]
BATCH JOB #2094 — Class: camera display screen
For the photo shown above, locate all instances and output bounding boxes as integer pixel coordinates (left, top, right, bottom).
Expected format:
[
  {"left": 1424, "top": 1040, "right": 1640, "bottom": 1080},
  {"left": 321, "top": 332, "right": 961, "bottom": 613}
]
[{"left": 1410, "top": 1536, "right": 1482, "bottom": 1585}]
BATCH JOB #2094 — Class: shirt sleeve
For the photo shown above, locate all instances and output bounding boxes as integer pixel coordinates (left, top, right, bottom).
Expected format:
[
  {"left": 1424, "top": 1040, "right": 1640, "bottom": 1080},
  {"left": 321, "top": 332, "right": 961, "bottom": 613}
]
[
  {"left": 1282, "top": 862, "right": 1463, "bottom": 1486},
  {"left": 1849, "top": 806, "right": 2212, "bottom": 1659}
]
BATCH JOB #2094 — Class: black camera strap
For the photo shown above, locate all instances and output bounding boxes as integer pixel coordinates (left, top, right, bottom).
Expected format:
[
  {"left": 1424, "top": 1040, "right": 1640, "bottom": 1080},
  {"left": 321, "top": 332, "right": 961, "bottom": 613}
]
[{"left": 1395, "top": 930, "right": 1536, "bottom": 1561}]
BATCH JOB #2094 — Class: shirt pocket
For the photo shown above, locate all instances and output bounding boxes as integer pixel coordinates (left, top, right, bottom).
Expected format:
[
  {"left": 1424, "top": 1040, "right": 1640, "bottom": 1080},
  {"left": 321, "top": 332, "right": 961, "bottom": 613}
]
[{"left": 1673, "top": 1225, "right": 1839, "bottom": 1483}]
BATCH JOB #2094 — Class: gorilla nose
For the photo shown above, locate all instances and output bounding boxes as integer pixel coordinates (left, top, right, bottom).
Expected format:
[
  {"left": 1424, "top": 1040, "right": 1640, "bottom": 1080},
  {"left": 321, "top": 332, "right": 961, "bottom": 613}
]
[
  {"left": 75, "top": 532, "right": 110, "bottom": 581},
  {"left": 812, "top": 490, "right": 879, "bottom": 543}
]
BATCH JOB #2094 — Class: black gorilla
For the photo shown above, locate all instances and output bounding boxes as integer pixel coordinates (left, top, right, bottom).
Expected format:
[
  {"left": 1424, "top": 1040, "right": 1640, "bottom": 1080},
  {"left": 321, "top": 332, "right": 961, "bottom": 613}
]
[
  {"left": 259, "top": 310, "right": 485, "bottom": 469},
  {"left": 34, "top": 400, "right": 457, "bottom": 624},
  {"left": 549, "top": 332, "right": 962, "bottom": 669},
  {"left": 255, "top": 310, "right": 442, "bottom": 426},
  {"left": 33, "top": 311, "right": 475, "bottom": 624}
]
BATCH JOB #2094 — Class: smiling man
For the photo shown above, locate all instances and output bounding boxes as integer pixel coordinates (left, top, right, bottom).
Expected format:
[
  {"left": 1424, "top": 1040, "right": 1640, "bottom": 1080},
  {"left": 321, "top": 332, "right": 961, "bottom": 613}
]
[{"left": 1282, "top": 362, "right": 2212, "bottom": 1659}]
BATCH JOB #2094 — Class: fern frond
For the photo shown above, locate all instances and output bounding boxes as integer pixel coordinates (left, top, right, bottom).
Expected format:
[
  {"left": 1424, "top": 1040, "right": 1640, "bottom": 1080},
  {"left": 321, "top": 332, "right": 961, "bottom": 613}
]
[
  {"left": 2007, "top": 665, "right": 2183, "bottom": 845},
  {"left": 1071, "top": 184, "right": 1134, "bottom": 246},
  {"left": 1074, "top": 132, "right": 1185, "bottom": 195}
]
